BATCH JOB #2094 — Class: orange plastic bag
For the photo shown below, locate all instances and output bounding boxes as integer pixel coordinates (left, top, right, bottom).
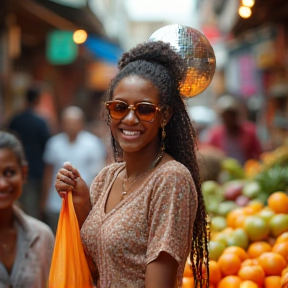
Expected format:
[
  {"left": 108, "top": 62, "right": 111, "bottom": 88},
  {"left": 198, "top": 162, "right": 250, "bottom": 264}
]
[{"left": 48, "top": 191, "right": 94, "bottom": 288}]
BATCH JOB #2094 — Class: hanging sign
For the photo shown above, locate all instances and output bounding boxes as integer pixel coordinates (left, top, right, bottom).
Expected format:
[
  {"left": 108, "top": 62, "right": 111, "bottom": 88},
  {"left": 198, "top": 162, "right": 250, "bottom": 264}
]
[{"left": 46, "top": 30, "right": 78, "bottom": 65}]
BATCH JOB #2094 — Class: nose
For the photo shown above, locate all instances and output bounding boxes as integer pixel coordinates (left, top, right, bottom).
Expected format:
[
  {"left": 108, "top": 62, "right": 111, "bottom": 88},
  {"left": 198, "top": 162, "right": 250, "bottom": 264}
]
[{"left": 122, "top": 108, "right": 139, "bottom": 124}]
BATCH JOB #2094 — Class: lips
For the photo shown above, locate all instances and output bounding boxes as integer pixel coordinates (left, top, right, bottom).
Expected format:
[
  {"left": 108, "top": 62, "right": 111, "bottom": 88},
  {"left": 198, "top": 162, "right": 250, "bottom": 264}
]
[{"left": 0, "top": 191, "right": 12, "bottom": 199}]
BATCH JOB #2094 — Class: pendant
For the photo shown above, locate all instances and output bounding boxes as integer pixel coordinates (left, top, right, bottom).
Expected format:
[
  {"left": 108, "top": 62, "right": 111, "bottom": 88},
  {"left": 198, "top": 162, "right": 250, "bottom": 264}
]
[{"left": 122, "top": 191, "right": 127, "bottom": 197}]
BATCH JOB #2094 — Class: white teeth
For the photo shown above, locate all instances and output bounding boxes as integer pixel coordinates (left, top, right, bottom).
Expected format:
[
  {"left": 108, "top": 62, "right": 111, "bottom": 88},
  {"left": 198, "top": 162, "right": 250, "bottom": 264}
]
[{"left": 122, "top": 130, "right": 141, "bottom": 136}]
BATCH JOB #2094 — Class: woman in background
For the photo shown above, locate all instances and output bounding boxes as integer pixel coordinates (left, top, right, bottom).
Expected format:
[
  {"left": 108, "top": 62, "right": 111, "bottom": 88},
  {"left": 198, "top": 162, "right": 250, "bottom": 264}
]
[{"left": 0, "top": 131, "right": 54, "bottom": 288}]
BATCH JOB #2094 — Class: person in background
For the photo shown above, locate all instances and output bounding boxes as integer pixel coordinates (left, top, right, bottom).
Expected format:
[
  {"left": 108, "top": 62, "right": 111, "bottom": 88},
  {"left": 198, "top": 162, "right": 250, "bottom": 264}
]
[
  {"left": 54, "top": 41, "right": 209, "bottom": 288},
  {"left": 41, "top": 106, "right": 106, "bottom": 233},
  {"left": 7, "top": 84, "right": 51, "bottom": 219},
  {"left": 188, "top": 105, "right": 226, "bottom": 181},
  {"left": 0, "top": 131, "right": 54, "bottom": 288},
  {"left": 268, "top": 83, "right": 288, "bottom": 148},
  {"left": 205, "top": 94, "right": 262, "bottom": 166}
]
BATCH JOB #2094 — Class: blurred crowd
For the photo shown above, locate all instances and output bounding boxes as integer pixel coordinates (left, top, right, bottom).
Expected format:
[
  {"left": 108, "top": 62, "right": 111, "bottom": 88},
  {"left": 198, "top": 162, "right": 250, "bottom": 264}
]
[{"left": 3, "top": 83, "right": 108, "bottom": 233}]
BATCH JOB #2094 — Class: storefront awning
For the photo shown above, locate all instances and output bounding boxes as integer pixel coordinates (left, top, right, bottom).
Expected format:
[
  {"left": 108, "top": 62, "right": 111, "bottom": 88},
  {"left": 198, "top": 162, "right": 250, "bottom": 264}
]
[{"left": 84, "top": 35, "right": 123, "bottom": 64}]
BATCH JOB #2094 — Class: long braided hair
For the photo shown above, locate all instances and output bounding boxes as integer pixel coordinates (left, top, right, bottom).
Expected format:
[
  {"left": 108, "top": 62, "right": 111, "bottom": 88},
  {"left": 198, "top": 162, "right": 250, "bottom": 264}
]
[{"left": 104, "top": 41, "right": 210, "bottom": 287}]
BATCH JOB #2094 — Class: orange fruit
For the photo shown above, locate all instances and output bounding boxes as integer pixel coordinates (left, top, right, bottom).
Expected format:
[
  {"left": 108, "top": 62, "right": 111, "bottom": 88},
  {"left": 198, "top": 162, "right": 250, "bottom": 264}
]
[
  {"left": 182, "top": 277, "right": 194, "bottom": 288},
  {"left": 208, "top": 260, "right": 221, "bottom": 286},
  {"left": 247, "top": 201, "right": 264, "bottom": 213},
  {"left": 263, "top": 275, "right": 281, "bottom": 288},
  {"left": 276, "top": 231, "right": 288, "bottom": 244},
  {"left": 223, "top": 246, "right": 248, "bottom": 262},
  {"left": 218, "top": 253, "right": 241, "bottom": 276},
  {"left": 247, "top": 241, "right": 272, "bottom": 258},
  {"left": 241, "top": 259, "right": 259, "bottom": 267},
  {"left": 226, "top": 208, "right": 246, "bottom": 229},
  {"left": 272, "top": 241, "right": 288, "bottom": 261},
  {"left": 183, "top": 260, "right": 193, "bottom": 277},
  {"left": 258, "top": 252, "right": 287, "bottom": 276},
  {"left": 217, "top": 276, "right": 241, "bottom": 288},
  {"left": 282, "top": 267, "right": 288, "bottom": 277},
  {"left": 234, "top": 213, "right": 248, "bottom": 228},
  {"left": 240, "top": 280, "right": 259, "bottom": 288},
  {"left": 267, "top": 192, "right": 288, "bottom": 214},
  {"left": 243, "top": 206, "right": 255, "bottom": 215},
  {"left": 238, "top": 265, "right": 265, "bottom": 286}
]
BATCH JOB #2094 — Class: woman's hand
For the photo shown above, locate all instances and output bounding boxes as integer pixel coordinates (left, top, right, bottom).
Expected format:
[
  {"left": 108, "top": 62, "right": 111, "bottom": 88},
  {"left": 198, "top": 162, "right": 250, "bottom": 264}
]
[{"left": 55, "top": 162, "right": 91, "bottom": 227}]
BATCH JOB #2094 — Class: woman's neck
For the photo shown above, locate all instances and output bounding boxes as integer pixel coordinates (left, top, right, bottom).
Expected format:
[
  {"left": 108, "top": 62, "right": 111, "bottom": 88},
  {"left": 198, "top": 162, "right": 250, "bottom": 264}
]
[
  {"left": 123, "top": 145, "right": 161, "bottom": 179},
  {"left": 0, "top": 207, "right": 15, "bottom": 230}
]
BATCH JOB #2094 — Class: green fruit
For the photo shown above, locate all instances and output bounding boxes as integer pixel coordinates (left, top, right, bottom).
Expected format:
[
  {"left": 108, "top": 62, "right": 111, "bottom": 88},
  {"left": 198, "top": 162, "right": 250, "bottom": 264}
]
[
  {"left": 216, "top": 201, "right": 239, "bottom": 217},
  {"left": 209, "top": 241, "right": 225, "bottom": 261},
  {"left": 202, "top": 180, "right": 220, "bottom": 195},
  {"left": 257, "top": 207, "right": 275, "bottom": 223},
  {"left": 211, "top": 216, "right": 227, "bottom": 232},
  {"left": 242, "top": 181, "right": 261, "bottom": 199},
  {"left": 205, "top": 195, "right": 223, "bottom": 213},
  {"left": 269, "top": 214, "right": 288, "bottom": 237},
  {"left": 244, "top": 215, "right": 270, "bottom": 241},
  {"left": 213, "top": 233, "right": 229, "bottom": 247},
  {"left": 227, "top": 228, "right": 249, "bottom": 250}
]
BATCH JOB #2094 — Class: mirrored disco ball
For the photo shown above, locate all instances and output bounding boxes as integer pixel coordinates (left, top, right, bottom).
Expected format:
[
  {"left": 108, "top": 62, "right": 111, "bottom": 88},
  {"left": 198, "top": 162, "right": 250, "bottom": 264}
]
[{"left": 148, "top": 24, "right": 216, "bottom": 98}]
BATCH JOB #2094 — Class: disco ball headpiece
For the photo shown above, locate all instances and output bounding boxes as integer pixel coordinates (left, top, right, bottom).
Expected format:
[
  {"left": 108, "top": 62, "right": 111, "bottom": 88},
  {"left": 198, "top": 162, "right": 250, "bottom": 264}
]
[{"left": 148, "top": 24, "right": 216, "bottom": 98}]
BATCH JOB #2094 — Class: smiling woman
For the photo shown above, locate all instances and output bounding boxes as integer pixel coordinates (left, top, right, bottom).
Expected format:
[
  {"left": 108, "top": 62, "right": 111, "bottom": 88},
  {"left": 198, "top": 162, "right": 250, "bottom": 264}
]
[
  {"left": 55, "top": 40, "right": 210, "bottom": 288},
  {"left": 0, "top": 131, "right": 54, "bottom": 288}
]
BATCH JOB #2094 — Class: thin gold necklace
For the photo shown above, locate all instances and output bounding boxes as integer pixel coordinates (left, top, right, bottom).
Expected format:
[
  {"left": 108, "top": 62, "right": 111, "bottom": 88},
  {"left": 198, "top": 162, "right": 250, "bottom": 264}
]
[{"left": 121, "top": 151, "right": 164, "bottom": 200}]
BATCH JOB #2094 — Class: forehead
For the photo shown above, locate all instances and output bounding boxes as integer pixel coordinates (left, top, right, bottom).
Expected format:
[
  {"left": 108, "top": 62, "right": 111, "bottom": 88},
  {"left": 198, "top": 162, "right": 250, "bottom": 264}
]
[
  {"left": 0, "top": 148, "right": 19, "bottom": 165},
  {"left": 113, "top": 75, "right": 160, "bottom": 102}
]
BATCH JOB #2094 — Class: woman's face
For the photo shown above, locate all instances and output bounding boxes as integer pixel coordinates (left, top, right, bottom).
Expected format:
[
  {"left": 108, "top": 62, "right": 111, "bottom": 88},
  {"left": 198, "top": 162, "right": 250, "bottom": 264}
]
[
  {"left": 0, "top": 148, "right": 27, "bottom": 210},
  {"left": 110, "top": 75, "right": 163, "bottom": 154}
]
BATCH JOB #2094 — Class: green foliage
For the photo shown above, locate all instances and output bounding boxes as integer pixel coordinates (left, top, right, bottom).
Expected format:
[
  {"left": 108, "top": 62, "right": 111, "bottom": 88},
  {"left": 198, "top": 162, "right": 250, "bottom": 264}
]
[{"left": 255, "top": 164, "right": 288, "bottom": 198}]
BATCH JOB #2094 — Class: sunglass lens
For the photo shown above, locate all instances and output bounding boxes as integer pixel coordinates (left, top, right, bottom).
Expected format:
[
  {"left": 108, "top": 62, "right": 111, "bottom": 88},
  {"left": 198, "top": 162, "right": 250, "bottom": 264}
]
[
  {"left": 137, "top": 104, "right": 156, "bottom": 121},
  {"left": 109, "top": 102, "right": 128, "bottom": 119}
]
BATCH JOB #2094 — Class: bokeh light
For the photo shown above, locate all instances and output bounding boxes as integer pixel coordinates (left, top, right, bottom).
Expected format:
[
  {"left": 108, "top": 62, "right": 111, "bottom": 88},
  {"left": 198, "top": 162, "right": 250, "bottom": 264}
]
[
  {"left": 239, "top": 6, "right": 252, "bottom": 18},
  {"left": 73, "top": 29, "right": 88, "bottom": 44},
  {"left": 242, "top": 0, "right": 255, "bottom": 8}
]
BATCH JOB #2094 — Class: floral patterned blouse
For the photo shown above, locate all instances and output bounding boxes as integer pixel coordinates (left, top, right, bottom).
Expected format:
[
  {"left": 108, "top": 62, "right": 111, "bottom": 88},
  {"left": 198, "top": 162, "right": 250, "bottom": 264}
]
[{"left": 81, "top": 160, "right": 197, "bottom": 288}]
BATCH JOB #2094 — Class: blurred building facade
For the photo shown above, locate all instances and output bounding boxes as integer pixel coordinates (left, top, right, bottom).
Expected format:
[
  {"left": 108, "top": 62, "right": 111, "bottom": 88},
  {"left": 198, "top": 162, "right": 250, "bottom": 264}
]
[{"left": 0, "top": 0, "right": 121, "bottom": 130}]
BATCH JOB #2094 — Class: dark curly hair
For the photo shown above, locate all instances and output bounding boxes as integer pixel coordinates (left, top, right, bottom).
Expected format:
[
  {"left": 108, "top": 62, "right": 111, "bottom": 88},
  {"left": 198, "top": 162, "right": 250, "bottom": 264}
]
[{"left": 104, "top": 40, "right": 209, "bottom": 287}]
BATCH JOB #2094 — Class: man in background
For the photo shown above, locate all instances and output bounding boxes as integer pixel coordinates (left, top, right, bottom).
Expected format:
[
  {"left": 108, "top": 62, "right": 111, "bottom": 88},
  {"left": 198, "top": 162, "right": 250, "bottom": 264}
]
[
  {"left": 205, "top": 94, "right": 262, "bottom": 166},
  {"left": 7, "top": 84, "right": 51, "bottom": 218},
  {"left": 41, "top": 106, "right": 106, "bottom": 233}
]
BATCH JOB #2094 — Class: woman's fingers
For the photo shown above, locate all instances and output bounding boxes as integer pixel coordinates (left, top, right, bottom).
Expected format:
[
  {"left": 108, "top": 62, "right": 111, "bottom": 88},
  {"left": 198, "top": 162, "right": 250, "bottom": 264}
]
[{"left": 63, "top": 162, "right": 81, "bottom": 179}]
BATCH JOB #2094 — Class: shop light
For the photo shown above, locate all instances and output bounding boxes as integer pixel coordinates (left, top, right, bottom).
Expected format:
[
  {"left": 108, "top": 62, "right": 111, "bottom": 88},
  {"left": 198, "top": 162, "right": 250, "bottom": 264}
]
[
  {"left": 73, "top": 29, "right": 88, "bottom": 44},
  {"left": 242, "top": 0, "right": 255, "bottom": 8},
  {"left": 239, "top": 6, "right": 252, "bottom": 18}
]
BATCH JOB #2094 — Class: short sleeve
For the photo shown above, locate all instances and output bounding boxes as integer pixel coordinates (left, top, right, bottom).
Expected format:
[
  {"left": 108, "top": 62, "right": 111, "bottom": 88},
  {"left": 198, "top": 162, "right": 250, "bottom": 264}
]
[{"left": 146, "top": 168, "right": 197, "bottom": 266}]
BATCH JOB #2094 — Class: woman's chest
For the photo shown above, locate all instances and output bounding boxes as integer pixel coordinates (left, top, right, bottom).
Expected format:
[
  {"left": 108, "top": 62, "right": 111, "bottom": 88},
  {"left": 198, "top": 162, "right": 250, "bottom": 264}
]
[{"left": 81, "top": 193, "right": 151, "bottom": 258}]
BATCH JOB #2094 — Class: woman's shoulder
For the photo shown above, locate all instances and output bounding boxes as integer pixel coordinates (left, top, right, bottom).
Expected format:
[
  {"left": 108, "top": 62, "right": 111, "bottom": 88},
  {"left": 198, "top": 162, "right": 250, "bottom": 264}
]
[
  {"left": 155, "top": 160, "right": 191, "bottom": 178},
  {"left": 13, "top": 206, "right": 54, "bottom": 239}
]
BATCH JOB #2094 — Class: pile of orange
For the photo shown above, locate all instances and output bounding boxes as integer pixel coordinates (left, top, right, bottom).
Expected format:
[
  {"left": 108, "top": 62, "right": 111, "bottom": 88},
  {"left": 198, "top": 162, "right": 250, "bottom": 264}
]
[{"left": 182, "top": 191, "right": 288, "bottom": 288}]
